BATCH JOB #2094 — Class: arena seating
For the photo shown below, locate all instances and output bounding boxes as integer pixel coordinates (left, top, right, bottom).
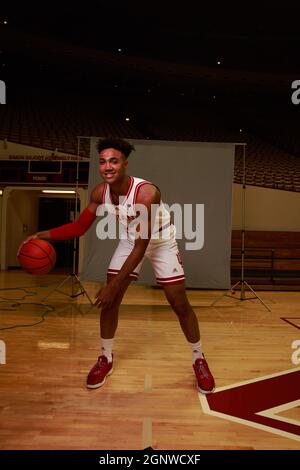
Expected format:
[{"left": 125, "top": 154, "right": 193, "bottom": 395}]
[
  {"left": 1, "top": 101, "right": 300, "bottom": 285},
  {"left": 1, "top": 102, "right": 300, "bottom": 192},
  {"left": 0, "top": 102, "right": 144, "bottom": 158}
]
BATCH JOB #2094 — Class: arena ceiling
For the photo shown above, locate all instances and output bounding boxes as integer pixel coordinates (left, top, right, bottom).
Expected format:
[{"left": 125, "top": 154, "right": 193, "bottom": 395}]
[{"left": 1, "top": 2, "right": 300, "bottom": 137}]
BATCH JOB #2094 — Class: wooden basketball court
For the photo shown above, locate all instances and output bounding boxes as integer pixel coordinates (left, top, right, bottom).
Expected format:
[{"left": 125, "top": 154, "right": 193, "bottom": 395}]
[{"left": 0, "top": 271, "right": 299, "bottom": 449}]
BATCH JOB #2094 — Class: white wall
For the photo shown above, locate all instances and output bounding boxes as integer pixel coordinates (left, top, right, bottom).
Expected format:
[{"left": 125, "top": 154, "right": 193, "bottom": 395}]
[
  {"left": 232, "top": 183, "right": 300, "bottom": 231},
  {"left": 6, "top": 190, "right": 39, "bottom": 267}
]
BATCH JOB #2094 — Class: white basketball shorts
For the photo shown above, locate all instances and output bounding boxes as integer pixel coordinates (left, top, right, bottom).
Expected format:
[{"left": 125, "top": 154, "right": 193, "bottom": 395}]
[{"left": 107, "top": 236, "right": 185, "bottom": 286}]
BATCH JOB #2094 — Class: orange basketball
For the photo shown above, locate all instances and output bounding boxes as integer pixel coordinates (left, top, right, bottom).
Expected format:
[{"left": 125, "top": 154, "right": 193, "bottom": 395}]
[{"left": 17, "top": 239, "right": 56, "bottom": 275}]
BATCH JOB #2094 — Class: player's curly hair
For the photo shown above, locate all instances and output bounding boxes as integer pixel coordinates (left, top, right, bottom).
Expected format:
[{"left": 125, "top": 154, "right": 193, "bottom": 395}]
[{"left": 96, "top": 137, "right": 135, "bottom": 159}]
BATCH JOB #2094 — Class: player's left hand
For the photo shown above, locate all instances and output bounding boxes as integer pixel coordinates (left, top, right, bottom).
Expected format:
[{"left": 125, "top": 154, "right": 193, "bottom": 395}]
[{"left": 94, "top": 282, "right": 119, "bottom": 309}]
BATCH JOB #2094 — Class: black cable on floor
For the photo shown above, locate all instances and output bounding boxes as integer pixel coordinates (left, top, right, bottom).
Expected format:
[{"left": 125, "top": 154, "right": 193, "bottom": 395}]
[
  {"left": 0, "top": 302, "right": 55, "bottom": 330},
  {"left": 0, "top": 287, "right": 56, "bottom": 330}
]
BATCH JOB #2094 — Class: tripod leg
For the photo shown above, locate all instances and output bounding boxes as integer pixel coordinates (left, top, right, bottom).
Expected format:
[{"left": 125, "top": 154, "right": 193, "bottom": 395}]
[
  {"left": 65, "top": 275, "right": 80, "bottom": 298},
  {"left": 210, "top": 280, "right": 241, "bottom": 307},
  {"left": 70, "top": 274, "right": 84, "bottom": 298},
  {"left": 244, "top": 281, "right": 271, "bottom": 312},
  {"left": 229, "top": 281, "right": 241, "bottom": 292},
  {"left": 42, "top": 275, "right": 72, "bottom": 302},
  {"left": 240, "top": 280, "right": 246, "bottom": 300},
  {"left": 42, "top": 273, "right": 94, "bottom": 306},
  {"left": 73, "top": 274, "right": 94, "bottom": 305}
]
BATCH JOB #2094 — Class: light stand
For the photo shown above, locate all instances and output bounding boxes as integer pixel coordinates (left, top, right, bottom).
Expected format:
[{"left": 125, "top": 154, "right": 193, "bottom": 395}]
[
  {"left": 42, "top": 136, "right": 93, "bottom": 307},
  {"left": 211, "top": 143, "right": 271, "bottom": 312}
]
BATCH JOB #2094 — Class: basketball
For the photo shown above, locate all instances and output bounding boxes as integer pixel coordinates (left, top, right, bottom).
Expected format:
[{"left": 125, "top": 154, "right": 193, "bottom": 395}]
[{"left": 17, "top": 239, "right": 56, "bottom": 275}]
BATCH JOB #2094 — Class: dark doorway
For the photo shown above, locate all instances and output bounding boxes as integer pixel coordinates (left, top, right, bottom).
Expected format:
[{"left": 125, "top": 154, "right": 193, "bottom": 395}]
[{"left": 38, "top": 197, "right": 80, "bottom": 272}]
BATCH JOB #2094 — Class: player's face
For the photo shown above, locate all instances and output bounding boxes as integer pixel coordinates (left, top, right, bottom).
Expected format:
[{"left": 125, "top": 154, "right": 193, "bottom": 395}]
[{"left": 98, "top": 148, "right": 128, "bottom": 184}]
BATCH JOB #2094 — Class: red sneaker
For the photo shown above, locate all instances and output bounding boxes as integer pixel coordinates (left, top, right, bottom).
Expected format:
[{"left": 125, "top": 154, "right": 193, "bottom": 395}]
[
  {"left": 193, "top": 356, "right": 215, "bottom": 394},
  {"left": 86, "top": 355, "right": 113, "bottom": 389}
]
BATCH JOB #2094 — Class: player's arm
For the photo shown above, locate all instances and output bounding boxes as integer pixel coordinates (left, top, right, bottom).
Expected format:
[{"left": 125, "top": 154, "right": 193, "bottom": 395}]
[
  {"left": 113, "top": 184, "right": 160, "bottom": 283},
  {"left": 46, "top": 184, "right": 103, "bottom": 240},
  {"left": 18, "top": 184, "right": 104, "bottom": 249},
  {"left": 94, "top": 184, "right": 160, "bottom": 308}
]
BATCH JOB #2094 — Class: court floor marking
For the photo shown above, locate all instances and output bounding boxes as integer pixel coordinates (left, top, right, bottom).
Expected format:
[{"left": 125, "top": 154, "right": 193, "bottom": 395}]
[
  {"left": 142, "top": 417, "right": 152, "bottom": 449},
  {"left": 199, "top": 367, "right": 300, "bottom": 443},
  {"left": 256, "top": 399, "right": 300, "bottom": 427}
]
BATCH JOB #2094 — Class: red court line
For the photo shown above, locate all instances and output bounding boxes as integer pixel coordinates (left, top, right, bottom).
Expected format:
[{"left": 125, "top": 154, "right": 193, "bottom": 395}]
[{"left": 281, "top": 317, "right": 300, "bottom": 330}]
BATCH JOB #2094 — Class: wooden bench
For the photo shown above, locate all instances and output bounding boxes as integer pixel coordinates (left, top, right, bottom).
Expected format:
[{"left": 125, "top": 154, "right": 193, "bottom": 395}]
[{"left": 231, "top": 231, "right": 300, "bottom": 284}]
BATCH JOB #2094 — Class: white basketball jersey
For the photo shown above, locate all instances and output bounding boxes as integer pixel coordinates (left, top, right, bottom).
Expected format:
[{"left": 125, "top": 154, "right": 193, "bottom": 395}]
[{"left": 102, "top": 176, "right": 174, "bottom": 242}]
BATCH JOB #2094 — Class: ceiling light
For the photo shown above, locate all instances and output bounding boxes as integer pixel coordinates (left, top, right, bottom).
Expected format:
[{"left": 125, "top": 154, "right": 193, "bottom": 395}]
[{"left": 41, "top": 190, "right": 76, "bottom": 194}]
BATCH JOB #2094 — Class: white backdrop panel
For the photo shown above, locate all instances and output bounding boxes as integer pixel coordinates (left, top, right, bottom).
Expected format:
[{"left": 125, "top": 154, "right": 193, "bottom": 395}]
[{"left": 81, "top": 139, "right": 235, "bottom": 288}]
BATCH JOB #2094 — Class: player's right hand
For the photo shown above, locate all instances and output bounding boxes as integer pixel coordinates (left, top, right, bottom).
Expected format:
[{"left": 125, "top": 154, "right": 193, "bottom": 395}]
[{"left": 17, "top": 234, "right": 39, "bottom": 256}]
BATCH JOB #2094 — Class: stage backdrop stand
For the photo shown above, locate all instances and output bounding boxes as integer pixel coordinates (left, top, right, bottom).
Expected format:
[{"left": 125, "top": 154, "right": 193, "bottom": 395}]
[
  {"left": 42, "top": 136, "right": 93, "bottom": 307},
  {"left": 211, "top": 143, "right": 271, "bottom": 312}
]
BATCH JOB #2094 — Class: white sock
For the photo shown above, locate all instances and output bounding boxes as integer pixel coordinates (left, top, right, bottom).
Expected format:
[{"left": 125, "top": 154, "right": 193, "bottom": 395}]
[
  {"left": 100, "top": 337, "right": 114, "bottom": 363},
  {"left": 189, "top": 339, "right": 203, "bottom": 364}
]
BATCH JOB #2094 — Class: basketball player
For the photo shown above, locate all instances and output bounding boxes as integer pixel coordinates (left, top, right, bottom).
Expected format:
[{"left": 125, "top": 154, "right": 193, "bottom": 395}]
[{"left": 19, "top": 138, "right": 215, "bottom": 394}]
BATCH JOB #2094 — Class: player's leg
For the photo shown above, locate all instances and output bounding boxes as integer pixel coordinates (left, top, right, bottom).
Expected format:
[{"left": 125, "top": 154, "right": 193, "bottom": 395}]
[
  {"left": 162, "top": 282, "right": 200, "bottom": 343},
  {"left": 148, "top": 240, "right": 215, "bottom": 394},
  {"left": 86, "top": 239, "right": 143, "bottom": 389},
  {"left": 100, "top": 275, "right": 132, "bottom": 341},
  {"left": 163, "top": 282, "right": 215, "bottom": 394},
  {"left": 86, "top": 275, "right": 132, "bottom": 389}
]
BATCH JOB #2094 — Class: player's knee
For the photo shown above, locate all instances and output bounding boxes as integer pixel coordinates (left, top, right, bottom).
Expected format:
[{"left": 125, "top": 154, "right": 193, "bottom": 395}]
[
  {"left": 101, "top": 301, "right": 120, "bottom": 315},
  {"left": 169, "top": 298, "right": 190, "bottom": 316}
]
